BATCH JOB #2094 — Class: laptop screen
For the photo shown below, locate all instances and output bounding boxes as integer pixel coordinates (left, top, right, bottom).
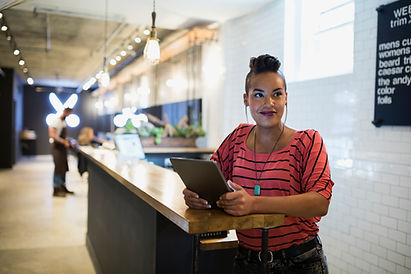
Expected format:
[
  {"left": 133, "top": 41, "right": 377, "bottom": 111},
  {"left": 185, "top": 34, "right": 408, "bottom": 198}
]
[{"left": 113, "top": 134, "right": 145, "bottom": 159}]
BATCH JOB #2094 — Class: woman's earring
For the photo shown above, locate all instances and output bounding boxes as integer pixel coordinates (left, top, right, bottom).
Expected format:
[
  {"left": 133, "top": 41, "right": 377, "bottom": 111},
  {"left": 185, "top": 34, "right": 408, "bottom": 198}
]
[{"left": 244, "top": 105, "right": 249, "bottom": 124}]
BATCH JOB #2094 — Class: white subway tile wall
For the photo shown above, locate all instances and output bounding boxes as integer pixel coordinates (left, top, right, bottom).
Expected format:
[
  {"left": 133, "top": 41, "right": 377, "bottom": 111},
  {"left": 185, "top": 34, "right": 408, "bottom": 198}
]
[{"left": 221, "top": 0, "right": 411, "bottom": 273}]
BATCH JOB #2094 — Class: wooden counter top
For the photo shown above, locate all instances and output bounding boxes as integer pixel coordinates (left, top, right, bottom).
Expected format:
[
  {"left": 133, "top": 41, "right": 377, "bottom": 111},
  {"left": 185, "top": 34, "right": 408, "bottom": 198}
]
[{"left": 78, "top": 147, "right": 284, "bottom": 234}]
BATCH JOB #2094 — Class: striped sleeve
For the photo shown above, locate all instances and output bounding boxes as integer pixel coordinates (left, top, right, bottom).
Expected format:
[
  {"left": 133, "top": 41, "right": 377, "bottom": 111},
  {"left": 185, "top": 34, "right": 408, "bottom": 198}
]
[
  {"left": 210, "top": 124, "right": 250, "bottom": 181},
  {"left": 301, "top": 130, "right": 334, "bottom": 201}
]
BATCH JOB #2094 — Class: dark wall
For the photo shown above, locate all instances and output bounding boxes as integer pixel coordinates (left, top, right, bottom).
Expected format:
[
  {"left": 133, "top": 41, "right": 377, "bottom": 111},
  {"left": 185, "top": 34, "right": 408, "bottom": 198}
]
[
  {"left": 0, "top": 68, "right": 23, "bottom": 168},
  {"left": 0, "top": 68, "right": 14, "bottom": 168},
  {"left": 23, "top": 87, "right": 111, "bottom": 155}
]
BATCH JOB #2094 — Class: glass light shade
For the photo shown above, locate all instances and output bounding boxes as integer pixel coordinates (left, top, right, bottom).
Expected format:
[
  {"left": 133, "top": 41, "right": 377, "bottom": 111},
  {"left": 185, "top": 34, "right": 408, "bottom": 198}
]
[
  {"left": 99, "top": 70, "right": 110, "bottom": 88},
  {"left": 143, "top": 38, "right": 160, "bottom": 64}
]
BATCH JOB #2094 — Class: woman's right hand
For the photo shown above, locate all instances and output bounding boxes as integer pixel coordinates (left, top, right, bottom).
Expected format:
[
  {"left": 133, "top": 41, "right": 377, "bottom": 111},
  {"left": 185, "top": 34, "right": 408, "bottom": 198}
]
[{"left": 182, "top": 188, "right": 211, "bottom": 209}]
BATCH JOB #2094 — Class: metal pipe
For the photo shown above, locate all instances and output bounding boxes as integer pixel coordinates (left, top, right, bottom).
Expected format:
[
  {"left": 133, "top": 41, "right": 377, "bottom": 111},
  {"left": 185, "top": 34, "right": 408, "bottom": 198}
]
[{"left": 33, "top": 7, "right": 124, "bottom": 22}]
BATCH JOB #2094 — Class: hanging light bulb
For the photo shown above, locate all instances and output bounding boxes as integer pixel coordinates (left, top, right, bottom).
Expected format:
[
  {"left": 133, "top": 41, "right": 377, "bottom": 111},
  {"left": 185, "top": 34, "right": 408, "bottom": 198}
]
[
  {"left": 143, "top": 0, "right": 160, "bottom": 64},
  {"left": 99, "top": 57, "right": 110, "bottom": 88}
]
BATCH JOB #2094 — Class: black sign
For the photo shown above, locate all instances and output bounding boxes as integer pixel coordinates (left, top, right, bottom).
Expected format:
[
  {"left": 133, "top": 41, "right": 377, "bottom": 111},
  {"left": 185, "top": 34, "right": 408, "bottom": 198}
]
[{"left": 374, "top": 0, "right": 411, "bottom": 126}]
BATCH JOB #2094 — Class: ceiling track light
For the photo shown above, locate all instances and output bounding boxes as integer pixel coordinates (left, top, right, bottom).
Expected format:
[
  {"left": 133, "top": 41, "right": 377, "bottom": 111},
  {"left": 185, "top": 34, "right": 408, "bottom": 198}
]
[
  {"left": 82, "top": 25, "right": 149, "bottom": 91},
  {"left": 27, "top": 77, "right": 34, "bottom": 85},
  {"left": 1, "top": 12, "right": 34, "bottom": 85}
]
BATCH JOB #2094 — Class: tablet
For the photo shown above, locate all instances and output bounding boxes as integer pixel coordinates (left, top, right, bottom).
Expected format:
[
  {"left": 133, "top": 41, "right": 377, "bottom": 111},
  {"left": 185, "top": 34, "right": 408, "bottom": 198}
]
[
  {"left": 113, "top": 134, "right": 145, "bottom": 159},
  {"left": 170, "top": 157, "right": 232, "bottom": 207}
]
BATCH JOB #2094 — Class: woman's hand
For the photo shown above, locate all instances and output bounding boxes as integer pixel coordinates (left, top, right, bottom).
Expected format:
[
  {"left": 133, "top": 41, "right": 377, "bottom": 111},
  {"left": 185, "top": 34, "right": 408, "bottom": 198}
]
[
  {"left": 216, "top": 181, "right": 255, "bottom": 216},
  {"left": 182, "top": 188, "right": 211, "bottom": 209}
]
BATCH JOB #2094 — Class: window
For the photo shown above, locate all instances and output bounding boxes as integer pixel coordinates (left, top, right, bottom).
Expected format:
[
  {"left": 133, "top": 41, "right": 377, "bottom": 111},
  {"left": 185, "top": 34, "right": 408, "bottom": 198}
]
[{"left": 284, "top": 0, "right": 355, "bottom": 81}]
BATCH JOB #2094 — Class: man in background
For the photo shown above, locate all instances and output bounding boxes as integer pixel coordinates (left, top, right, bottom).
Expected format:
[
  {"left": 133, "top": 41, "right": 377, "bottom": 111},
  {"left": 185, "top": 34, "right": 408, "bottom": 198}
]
[{"left": 48, "top": 107, "right": 75, "bottom": 197}]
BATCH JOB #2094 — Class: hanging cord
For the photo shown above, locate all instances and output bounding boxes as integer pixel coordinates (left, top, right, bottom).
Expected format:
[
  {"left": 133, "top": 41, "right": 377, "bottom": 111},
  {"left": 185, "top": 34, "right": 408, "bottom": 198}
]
[
  {"left": 104, "top": 0, "right": 108, "bottom": 68},
  {"left": 151, "top": 0, "right": 157, "bottom": 38}
]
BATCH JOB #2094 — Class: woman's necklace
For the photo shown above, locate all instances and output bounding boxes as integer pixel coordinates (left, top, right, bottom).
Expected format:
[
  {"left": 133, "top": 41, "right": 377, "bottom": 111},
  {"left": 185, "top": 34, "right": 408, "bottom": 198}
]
[{"left": 253, "top": 124, "right": 285, "bottom": 196}]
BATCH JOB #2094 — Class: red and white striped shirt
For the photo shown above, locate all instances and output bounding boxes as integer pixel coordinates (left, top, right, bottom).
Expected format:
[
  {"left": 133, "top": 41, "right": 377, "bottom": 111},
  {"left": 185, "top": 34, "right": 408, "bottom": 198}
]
[{"left": 211, "top": 124, "right": 334, "bottom": 252}]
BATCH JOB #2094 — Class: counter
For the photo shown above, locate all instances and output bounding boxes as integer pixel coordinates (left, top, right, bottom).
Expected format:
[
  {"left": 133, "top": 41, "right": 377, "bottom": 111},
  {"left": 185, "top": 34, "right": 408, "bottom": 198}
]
[{"left": 79, "top": 147, "right": 284, "bottom": 274}]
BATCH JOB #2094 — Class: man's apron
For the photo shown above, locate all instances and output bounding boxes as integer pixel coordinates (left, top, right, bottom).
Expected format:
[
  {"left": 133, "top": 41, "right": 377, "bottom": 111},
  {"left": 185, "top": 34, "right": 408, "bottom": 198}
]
[{"left": 51, "top": 127, "right": 69, "bottom": 174}]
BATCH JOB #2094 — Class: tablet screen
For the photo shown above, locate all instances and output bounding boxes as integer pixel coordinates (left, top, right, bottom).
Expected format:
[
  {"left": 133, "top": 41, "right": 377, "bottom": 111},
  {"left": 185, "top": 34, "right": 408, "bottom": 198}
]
[{"left": 114, "top": 134, "right": 145, "bottom": 159}]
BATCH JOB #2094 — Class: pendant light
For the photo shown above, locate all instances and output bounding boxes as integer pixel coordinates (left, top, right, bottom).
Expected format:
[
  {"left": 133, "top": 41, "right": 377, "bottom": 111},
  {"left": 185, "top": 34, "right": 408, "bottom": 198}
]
[
  {"left": 143, "top": 0, "right": 160, "bottom": 64},
  {"left": 99, "top": 0, "right": 110, "bottom": 88}
]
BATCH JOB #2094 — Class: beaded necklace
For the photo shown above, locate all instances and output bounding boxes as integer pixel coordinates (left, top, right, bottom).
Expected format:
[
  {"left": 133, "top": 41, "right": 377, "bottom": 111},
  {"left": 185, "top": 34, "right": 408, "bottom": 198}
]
[{"left": 253, "top": 124, "right": 285, "bottom": 196}]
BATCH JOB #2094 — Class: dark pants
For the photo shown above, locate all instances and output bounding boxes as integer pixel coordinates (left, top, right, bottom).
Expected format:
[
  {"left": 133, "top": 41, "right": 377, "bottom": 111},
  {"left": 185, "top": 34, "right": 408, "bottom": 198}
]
[
  {"left": 233, "top": 235, "right": 328, "bottom": 274},
  {"left": 53, "top": 173, "right": 66, "bottom": 188}
]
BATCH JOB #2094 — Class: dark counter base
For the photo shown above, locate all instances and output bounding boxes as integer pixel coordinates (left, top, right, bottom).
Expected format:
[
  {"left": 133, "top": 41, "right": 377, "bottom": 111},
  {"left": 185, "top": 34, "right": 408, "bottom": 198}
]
[{"left": 87, "top": 160, "right": 235, "bottom": 274}]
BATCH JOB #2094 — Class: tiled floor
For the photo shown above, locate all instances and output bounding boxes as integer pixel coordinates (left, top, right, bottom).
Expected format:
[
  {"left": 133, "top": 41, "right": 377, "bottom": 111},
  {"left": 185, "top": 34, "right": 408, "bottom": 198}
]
[{"left": 0, "top": 155, "right": 95, "bottom": 274}]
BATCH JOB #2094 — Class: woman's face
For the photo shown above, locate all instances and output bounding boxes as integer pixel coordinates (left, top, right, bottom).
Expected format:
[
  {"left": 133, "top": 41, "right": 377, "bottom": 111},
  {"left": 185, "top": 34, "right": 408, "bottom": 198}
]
[
  {"left": 244, "top": 72, "right": 287, "bottom": 129},
  {"left": 88, "top": 130, "right": 94, "bottom": 140}
]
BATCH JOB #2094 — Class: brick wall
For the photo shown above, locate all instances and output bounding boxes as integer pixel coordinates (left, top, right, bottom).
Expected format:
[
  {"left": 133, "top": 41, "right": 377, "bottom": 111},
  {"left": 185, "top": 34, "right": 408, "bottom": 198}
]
[{"left": 220, "top": 0, "right": 411, "bottom": 273}]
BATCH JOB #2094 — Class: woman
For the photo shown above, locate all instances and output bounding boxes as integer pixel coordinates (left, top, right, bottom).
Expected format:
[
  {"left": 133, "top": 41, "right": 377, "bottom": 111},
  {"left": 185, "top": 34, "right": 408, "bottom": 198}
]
[
  {"left": 77, "top": 127, "right": 103, "bottom": 147},
  {"left": 183, "top": 54, "right": 333, "bottom": 273},
  {"left": 77, "top": 127, "right": 103, "bottom": 176}
]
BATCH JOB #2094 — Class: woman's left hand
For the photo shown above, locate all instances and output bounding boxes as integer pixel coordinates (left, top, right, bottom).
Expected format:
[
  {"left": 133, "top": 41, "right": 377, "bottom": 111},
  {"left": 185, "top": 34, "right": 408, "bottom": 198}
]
[{"left": 216, "top": 181, "right": 254, "bottom": 216}]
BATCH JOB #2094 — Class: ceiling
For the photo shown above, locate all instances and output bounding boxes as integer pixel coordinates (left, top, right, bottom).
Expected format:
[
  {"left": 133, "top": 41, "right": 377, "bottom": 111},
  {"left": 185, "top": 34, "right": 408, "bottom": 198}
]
[{"left": 0, "top": 0, "right": 273, "bottom": 90}]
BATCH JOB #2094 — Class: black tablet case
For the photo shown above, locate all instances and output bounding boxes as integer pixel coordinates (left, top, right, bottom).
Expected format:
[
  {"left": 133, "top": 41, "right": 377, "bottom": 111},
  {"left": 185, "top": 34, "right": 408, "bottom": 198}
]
[{"left": 170, "top": 157, "right": 231, "bottom": 207}]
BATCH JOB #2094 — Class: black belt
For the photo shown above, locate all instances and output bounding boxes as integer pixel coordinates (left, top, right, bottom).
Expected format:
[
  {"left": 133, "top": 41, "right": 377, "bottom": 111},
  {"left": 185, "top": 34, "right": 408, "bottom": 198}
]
[{"left": 238, "top": 235, "right": 321, "bottom": 262}]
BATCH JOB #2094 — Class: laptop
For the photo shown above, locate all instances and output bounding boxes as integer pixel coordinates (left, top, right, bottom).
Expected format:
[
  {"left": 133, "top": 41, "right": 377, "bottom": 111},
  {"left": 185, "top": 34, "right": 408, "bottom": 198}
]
[
  {"left": 113, "top": 134, "right": 145, "bottom": 160},
  {"left": 170, "top": 157, "right": 233, "bottom": 207}
]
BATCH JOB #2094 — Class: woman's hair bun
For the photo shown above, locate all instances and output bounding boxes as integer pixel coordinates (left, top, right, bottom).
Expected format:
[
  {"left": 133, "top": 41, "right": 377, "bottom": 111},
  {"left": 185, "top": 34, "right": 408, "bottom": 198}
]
[{"left": 249, "top": 54, "right": 281, "bottom": 73}]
